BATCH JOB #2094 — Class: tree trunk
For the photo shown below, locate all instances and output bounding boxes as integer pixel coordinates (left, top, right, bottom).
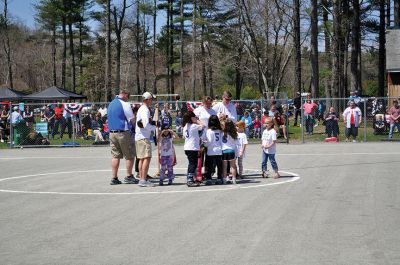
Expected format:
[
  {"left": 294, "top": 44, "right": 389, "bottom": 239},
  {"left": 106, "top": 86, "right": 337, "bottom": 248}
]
[
  {"left": 68, "top": 22, "right": 76, "bottom": 92},
  {"left": 136, "top": 0, "right": 141, "bottom": 95},
  {"left": 351, "top": 0, "right": 361, "bottom": 94},
  {"left": 169, "top": 0, "right": 174, "bottom": 96},
  {"left": 201, "top": 22, "right": 207, "bottom": 97},
  {"left": 2, "top": 0, "right": 13, "bottom": 88},
  {"left": 293, "top": 0, "right": 302, "bottom": 95},
  {"left": 322, "top": 0, "right": 331, "bottom": 108},
  {"left": 379, "top": 0, "right": 386, "bottom": 97},
  {"left": 331, "top": 0, "right": 341, "bottom": 110},
  {"left": 62, "top": 15, "right": 67, "bottom": 89},
  {"left": 153, "top": 0, "right": 157, "bottom": 95},
  {"left": 395, "top": 0, "right": 400, "bottom": 27},
  {"left": 78, "top": 20, "right": 83, "bottom": 78},
  {"left": 52, "top": 28, "right": 57, "bottom": 86},
  {"left": 387, "top": 0, "right": 391, "bottom": 27},
  {"left": 191, "top": 0, "right": 197, "bottom": 100},
  {"left": 310, "top": 0, "right": 319, "bottom": 98},
  {"left": 105, "top": 0, "right": 112, "bottom": 101},
  {"left": 166, "top": 0, "right": 171, "bottom": 94},
  {"left": 180, "top": 0, "right": 185, "bottom": 98},
  {"left": 113, "top": 6, "right": 121, "bottom": 92},
  {"left": 143, "top": 11, "right": 147, "bottom": 91}
]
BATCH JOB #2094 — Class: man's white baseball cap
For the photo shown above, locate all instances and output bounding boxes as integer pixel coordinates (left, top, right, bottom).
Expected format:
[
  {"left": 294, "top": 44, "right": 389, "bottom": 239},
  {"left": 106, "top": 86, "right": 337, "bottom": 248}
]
[{"left": 142, "top": 92, "right": 156, "bottom": 100}]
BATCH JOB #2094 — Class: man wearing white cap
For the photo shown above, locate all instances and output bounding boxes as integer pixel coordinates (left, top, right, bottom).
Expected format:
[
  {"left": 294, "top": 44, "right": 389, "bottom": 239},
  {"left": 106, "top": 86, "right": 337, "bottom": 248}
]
[
  {"left": 10, "top": 106, "right": 23, "bottom": 125},
  {"left": 135, "top": 91, "right": 157, "bottom": 187}
]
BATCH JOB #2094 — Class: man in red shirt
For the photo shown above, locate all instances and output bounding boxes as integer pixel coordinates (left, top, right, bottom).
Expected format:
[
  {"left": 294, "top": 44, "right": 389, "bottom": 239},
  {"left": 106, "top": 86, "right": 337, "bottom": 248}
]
[
  {"left": 388, "top": 99, "right": 400, "bottom": 139},
  {"left": 51, "top": 103, "right": 65, "bottom": 139}
]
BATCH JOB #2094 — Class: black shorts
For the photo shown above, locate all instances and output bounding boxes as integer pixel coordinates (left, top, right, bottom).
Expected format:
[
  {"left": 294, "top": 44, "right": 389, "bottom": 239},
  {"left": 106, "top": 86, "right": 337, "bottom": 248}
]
[{"left": 222, "top": 152, "right": 235, "bottom": 161}]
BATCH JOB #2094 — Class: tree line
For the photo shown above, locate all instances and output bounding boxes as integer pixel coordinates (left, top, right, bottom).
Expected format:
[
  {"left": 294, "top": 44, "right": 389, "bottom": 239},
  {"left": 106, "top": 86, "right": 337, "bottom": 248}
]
[{"left": 0, "top": 0, "right": 399, "bottom": 102}]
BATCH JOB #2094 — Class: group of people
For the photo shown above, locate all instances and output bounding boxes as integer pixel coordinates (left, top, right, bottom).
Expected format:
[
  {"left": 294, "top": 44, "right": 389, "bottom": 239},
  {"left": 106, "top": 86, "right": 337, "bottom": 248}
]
[
  {"left": 109, "top": 90, "right": 281, "bottom": 187},
  {"left": 0, "top": 105, "right": 37, "bottom": 143}
]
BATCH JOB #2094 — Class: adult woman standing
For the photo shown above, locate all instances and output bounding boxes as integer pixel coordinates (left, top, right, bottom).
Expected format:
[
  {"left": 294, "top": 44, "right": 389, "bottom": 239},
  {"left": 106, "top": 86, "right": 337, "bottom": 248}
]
[{"left": 194, "top": 96, "right": 217, "bottom": 129}]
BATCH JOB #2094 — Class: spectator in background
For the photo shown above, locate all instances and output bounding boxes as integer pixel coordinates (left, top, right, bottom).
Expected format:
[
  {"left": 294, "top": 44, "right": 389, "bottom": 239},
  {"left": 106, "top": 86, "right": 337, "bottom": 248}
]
[
  {"left": 61, "top": 105, "right": 73, "bottom": 139},
  {"left": 91, "top": 113, "right": 105, "bottom": 142},
  {"left": 10, "top": 106, "right": 23, "bottom": 125},
  {"left": 236, "top": 102, "right": 244, "bottom": 121},
  {"left": 23, "top": 105, "right": 34, "bottom": 128},
  {"left": 343, "top": 100, "right": 362, "bottom": 142},
  {"left": 252, "top": 115, "right": 262, "bottom": 138},
  {"left": 349, "top": 90, "right": 362, "bottom": 106},
  {"left": 175, "top": 111, "right": 183, "bottom": 136},
  {"left": 324, "top": 106, "right": 339, "bottom": 138},
  {"left": 212, "top": 91, "right": 237, "bottom": 121},
  {"left": 270, "top": 105, "right": 287, "bottom": 139},
  {"left": 51, "top": 103, "right": 64, "bottom": 139},
  {"left": 303, "top": 98, "right": 318, "bottom": 135},
  {"left": 251, "top": 105, "right": 261, "bottom": 120},
  {"left": 42, "top": 105, "right": 55, "bottom": 135},
  {"left": 293, "top": 91, "right": 301, "bottom": 126},
  {"left": 241, "top": 111, "right": 252, "bottom": 137},
  {"left": 316, "top": 100, "right": 325, "bottom": 127},
  {"left": 388, "top": 99, "right": 400, "bottom": 139},
  {"left": 161, "top": 102, "right": 173, "bottom": 128},
  {"left": 98, "top": 104, "right": 107, "bottom": 120},
  {"left": 261, "top": 111, "right": 269, "bottom": 126},
  {"left": 0, "top": 105, "right": 10, "bottom": 142}
]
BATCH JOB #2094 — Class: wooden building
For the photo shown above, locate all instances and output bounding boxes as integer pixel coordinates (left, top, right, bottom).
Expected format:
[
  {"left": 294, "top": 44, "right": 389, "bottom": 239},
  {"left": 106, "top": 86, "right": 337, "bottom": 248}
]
[{"left": 386, "top": 29, "right": 400, "bottom": 104}]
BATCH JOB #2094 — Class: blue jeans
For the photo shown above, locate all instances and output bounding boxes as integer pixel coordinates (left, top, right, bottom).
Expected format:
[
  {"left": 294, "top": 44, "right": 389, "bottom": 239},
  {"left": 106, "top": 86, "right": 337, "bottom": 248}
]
[
  {"left": 389, "top": 123, "right": 400, "bottom": 138},
  {"left": 261, "top": 152, "right": 278, "bottom": 172}
]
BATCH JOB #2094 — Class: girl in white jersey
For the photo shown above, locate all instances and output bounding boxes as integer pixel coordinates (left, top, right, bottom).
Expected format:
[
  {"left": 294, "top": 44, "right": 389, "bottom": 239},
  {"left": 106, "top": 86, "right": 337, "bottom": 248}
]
[
  {"left": 222, "top": 120, "right": 239, "bottom": 184},
  {"left": 203, "top": 115, "right": 223, "bottom": 185},
  {"left": 183, "top": 111, "right": 205, "bottom": 186}
]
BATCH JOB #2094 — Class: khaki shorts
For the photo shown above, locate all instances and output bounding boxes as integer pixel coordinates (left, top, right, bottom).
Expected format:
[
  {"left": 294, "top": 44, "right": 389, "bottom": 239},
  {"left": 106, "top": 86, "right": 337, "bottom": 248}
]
[
  {"left": 110, "top": 131, "right": 136, "bottom": 159},
  {"left": 136, "top": 138, "right": 152, "bottom": 159}
]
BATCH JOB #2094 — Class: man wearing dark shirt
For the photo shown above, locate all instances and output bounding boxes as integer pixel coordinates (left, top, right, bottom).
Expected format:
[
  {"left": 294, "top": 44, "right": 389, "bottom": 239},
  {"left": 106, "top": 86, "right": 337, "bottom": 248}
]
[{"left": 293, "top": 92, "right": 301, "bottom": 126}]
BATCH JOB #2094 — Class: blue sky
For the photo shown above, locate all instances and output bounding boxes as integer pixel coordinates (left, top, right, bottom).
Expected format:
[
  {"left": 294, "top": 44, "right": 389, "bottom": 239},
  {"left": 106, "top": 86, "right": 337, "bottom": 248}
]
[{"left": 9, "top": 0, "right": 37, "bottom": 28}]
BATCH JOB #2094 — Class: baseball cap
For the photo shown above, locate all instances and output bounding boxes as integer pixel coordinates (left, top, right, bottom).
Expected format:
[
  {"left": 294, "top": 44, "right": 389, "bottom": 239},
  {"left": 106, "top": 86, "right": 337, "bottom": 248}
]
[
  {"left": 142, "top": 92, "right": 156, "bottom": 100},
  {"left": 13, "top": 106, "right": 18, "bottom": 110}
]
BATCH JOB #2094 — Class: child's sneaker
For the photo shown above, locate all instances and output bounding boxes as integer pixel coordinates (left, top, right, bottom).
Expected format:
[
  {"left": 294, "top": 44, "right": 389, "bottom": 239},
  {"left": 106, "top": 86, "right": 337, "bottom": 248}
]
[
  {"left": 215, "top": 178, "right": 223, "bottom": 185},
  {"left": 232, "top": 177, "right": 237, "bottom": 184},
  {"left": 159, "top": 180, "right": 164, "bottom": 186},
  {"left": 262, "top": 171, "right": 268, "bottom": 178},
  {"left": 224, "top": 177, "right": 232, "bottom": 184},
  {"left": 168, "top": 179, "right": 173, "bottom": 185}
]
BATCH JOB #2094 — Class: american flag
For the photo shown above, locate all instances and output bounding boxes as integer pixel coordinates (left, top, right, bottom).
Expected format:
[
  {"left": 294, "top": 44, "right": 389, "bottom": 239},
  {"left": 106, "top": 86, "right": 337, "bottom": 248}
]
[
  {"left": 186, "top": 101, "right": 203, "bottom": 111},
  {"left": 64, "top": 103, "right": 83, "bottom": 115}
]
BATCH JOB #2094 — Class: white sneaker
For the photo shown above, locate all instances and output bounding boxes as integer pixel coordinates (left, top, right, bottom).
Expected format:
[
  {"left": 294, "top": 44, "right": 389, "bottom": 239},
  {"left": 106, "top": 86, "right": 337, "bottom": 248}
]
[
  {"left": 138, "top": 180, "right": 155, "bottom": 187},
  {"left": 352, "top": 140, "right": 357, "bottom": 143},
  {"left": 232, "top": 178, "right": 237, "bottom": 184},
  {"left": 224, "top": 177, "right": 232, "bottom": 184}
]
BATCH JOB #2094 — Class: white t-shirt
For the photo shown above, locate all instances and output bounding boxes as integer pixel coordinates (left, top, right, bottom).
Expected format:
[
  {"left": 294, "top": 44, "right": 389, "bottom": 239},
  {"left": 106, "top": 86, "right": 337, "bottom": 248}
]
[
  {"left": 212, "top": 102, "right": 237, "bottom": 121},
  {"left": 262, "top": 128, "right": 277, "bottom": 154},
  {"left": 183, "top": 123, "right": 203, "bottom": 151},
  {"left": 135, "top": 105, "right": 156, "bottom": 141},
  {"left": 204, "top": 129, "right": 222, "bottom": 156},
  {"left": 194, "top": 106, "right": 217, "bottom": 128},
  {"left": 237, "top": 132, "right": 248, "bottom": 154},
  {"left": 160, "top": 135, "right": 174, "bottom": 157},
  {"left": 222, "top": 133, "right": 238, "bottom": 152}
]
